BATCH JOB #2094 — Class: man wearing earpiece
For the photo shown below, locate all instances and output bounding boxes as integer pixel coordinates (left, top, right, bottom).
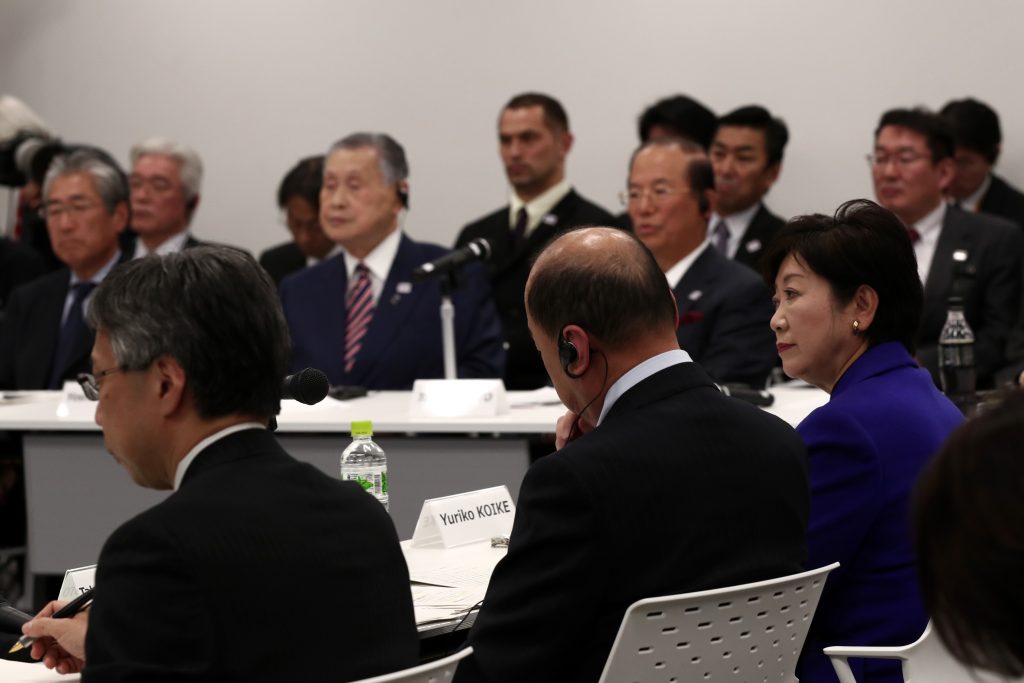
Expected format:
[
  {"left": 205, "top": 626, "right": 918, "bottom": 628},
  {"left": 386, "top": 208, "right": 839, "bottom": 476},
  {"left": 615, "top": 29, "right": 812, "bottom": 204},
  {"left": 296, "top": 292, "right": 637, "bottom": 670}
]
[
  {"left": 454, "top": 227, "right": 809, "bottom": 683},
  {"left": 128, "top": 138, "right": 205, "bottom": 258},
  {"left": 280, "top": 132, "right": 505, "bottom": 388},
  {"left": 628, "top": 137, "right": 777, "bottom": 387}
]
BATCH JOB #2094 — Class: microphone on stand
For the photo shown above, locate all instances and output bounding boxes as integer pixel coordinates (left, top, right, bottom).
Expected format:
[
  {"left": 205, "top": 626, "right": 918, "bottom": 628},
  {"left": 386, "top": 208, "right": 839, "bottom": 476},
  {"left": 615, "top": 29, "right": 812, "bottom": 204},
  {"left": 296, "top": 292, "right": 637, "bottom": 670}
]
[
  {"left": 282, "top": 368, "right": 330, "bottom": 405},
  {"left": 412, "top": 238, "right": 491, "bottom": 282}
]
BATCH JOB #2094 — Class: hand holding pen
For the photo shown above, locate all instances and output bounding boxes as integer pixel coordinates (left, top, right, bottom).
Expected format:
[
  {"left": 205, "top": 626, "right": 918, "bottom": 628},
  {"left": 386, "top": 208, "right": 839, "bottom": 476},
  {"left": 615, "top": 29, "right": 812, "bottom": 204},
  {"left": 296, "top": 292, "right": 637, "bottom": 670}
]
[{"left": 12, "top": 588, "right": 93, "bottom": 675}]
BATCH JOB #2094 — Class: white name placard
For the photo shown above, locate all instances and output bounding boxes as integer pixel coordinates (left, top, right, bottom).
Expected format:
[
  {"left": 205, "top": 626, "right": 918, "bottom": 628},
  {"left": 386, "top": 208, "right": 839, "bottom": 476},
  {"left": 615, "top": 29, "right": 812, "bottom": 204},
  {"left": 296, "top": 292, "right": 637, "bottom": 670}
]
[
  {"left": 411, "top": 486, "right": 516, "bottom": 548},
  {"left": 409, "top": 379, "right": 509, "bottom": 418},
  {"left": 58, "top": 564, "right": 96, "bottom": 601}
]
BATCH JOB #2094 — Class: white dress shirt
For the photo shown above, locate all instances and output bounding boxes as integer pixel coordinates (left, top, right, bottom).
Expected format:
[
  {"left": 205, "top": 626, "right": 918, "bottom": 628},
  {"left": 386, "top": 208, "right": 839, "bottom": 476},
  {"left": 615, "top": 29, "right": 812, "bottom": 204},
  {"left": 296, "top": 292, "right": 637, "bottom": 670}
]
[
  {"left": 62, "top": 249, "right": 123, "bottom": 326},
  {"left": 596, "top": 349, "right": 692, "bottom": 426},
  {"left": 954, "top": 173, "right": 991, "bottom": 213},
  {"left": 509, "top": 178, "right": 571, "bottom": 236},
  {"left": 663, "top": 240, "right": 712, "bottom": 289},
  {"left": 132, "top": 231, "right": 192, "bottom": 259},
  {"left": 912, "top": 201, "right": 946, "bottom": 286},
  {"left": 341, "top": 228, "right": 402, "bottom": 305},
  {"left": 708, "top": 202, "right": 760, "bottom": 259}
]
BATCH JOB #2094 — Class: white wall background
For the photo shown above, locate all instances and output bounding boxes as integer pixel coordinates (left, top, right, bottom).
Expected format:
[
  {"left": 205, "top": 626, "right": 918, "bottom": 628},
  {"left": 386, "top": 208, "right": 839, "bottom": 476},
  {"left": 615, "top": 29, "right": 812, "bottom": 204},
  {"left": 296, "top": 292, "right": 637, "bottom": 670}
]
[{"left": 3, "top": 0, "right": 1024, "bottom": 255}]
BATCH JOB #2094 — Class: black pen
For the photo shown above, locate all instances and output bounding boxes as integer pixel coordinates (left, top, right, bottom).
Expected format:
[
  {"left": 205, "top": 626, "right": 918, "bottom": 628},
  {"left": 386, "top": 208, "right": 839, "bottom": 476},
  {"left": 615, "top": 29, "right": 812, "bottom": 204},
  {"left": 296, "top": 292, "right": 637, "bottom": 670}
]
[{"left": 8, "top": 587, "right": 94, "bottom": 654}]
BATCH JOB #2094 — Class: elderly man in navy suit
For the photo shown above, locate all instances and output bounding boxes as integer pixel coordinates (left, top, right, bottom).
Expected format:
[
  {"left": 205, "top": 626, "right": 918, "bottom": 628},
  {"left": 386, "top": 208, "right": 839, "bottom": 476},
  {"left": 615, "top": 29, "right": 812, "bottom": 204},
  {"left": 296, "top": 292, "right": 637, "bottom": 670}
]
[
  {"left": 280, "top": 132, "right": 505, "bottom": 389},
  {"left": 627, "top": 137, "right": 776, "bottom": 387}
]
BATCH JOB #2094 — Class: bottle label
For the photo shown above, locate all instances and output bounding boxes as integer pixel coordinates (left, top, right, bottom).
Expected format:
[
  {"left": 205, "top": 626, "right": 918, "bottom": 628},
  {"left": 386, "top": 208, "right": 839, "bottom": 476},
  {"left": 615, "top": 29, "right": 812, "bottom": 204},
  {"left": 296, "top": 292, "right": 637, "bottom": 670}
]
[
  {"left": 939, "top": 343, "right": 975, "bottom": 368},
  {"left": 342, "top": 467, "right": 388, "bottom": 497}
]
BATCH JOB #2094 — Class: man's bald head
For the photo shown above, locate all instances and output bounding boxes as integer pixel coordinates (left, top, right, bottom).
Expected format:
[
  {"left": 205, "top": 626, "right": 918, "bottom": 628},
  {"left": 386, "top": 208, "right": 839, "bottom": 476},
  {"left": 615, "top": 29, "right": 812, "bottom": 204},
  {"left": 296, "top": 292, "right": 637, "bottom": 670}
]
[{"left": 526, "top": 227, "right": 677, "bottom": 347}]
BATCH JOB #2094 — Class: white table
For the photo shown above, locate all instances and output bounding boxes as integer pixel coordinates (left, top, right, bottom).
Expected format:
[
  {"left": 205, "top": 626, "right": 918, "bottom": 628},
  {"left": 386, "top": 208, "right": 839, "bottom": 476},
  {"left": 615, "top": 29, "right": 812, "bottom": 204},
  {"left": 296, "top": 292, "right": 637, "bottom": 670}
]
[{"left": 0, "top": 384, "right": 827, "bottom": 604}]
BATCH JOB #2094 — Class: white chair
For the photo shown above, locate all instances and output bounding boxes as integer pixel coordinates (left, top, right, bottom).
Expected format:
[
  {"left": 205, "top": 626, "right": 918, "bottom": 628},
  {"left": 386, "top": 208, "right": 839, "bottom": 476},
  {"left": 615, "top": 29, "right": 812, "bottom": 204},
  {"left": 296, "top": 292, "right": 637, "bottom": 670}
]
[
  {"left": 598, "top": 562, "right": 838, "bottom": 683},
  {"left": 351, "top": 647, "right": 473, "bottom": 683},
  {"left": 824, "top": 621, "right": 1024, "bottom": 683}
]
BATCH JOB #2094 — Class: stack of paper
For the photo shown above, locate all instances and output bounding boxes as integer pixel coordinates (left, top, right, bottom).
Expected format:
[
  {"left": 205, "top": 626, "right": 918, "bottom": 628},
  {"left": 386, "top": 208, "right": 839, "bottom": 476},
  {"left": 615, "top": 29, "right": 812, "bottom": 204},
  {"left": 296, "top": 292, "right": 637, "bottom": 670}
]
[{"left": 402, "top": 541, "right": 506, "bottom": 627}]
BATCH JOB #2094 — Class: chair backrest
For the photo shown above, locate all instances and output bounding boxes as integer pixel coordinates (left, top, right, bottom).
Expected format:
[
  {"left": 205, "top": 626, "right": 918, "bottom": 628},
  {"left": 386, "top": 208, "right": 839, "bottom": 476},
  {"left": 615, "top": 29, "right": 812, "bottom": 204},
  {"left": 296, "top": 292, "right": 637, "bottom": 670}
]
[
  {"left": 598, "top": 563, "right": 838, "bottom": 683},
  {"left": 350, "top": 647, "right": 473, "bottom": 683}
]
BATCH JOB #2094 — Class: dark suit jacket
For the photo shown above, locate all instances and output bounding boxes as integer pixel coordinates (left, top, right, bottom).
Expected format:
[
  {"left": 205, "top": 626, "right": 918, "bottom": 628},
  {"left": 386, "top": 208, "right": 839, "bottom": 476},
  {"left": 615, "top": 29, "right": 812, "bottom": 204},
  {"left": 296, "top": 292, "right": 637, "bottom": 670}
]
[
  {"left": 258, "top": 241, "right": 306, "bottom": 286},
  {"left": 917, "top": 206, "right": 1023, "bottom": 386},
  {"left": 796, "top": 342, "right": 964, "bottom": 683},
  {"left": 456, "top": 190, "right": 615, "bottom": 389},
  {"left": 0, "top": 251, "right": 130, "bottom": 390},
  {"left": 673, "top": 245, "right": 777, "bottom": 386},
  {"left": 280, "top": 233, "right": 505, "bottom": 389},
  {"left": 84, "top": 428, "right": 418, "bottom": 682},
  {"left": 732, "top": 203, "right": 785, "bottom": 271},
  {"left": 456, "top": 362, "right": 809, "bottom": 683},
  {"left": 0, "top": 237, "right": 46, "bottom": 310},
  {"left": 978, "top": 173, "right": 1024, "bottom": 230}
]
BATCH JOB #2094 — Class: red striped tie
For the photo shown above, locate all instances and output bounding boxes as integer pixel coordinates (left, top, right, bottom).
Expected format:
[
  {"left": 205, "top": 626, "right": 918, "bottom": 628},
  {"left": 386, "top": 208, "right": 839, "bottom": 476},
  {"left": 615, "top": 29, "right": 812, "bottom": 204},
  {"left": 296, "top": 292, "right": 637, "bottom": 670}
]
[{"left": 345, "top": 263, "right": 374, "bottom": 374}]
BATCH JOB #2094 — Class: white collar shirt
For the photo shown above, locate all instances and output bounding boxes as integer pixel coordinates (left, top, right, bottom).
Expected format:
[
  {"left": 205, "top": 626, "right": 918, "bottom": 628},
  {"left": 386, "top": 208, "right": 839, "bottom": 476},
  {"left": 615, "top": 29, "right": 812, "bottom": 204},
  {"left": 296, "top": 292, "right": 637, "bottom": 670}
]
[
  {"left": 63, "top": 250, "right": 122, "bottom": 326},
  {"left": 341, "top": 228, "right": 402, "bottom": 305},
  {"left": 663, "top": 240, "right": 712, "bottom": 289},
  {"left": 596, "top": 349, "right": 692, "bottom": 426},
  {"left": 913, "top": 201, "right": 946, "bottom": 285},
  {"left": 509, "top": 178, "right": 571, "bottom": 236},
  {"left": 708, "top": 202, "right": 760, "bottom": 259},
  {"left": 132, "top": 231, "right": 191, "bottom": 260}
]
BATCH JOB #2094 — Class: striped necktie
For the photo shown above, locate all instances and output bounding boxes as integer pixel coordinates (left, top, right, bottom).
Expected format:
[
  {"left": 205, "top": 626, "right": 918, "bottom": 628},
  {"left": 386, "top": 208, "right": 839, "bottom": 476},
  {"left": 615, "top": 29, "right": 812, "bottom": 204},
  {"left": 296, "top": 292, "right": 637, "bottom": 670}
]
[
  {"left": 345, "top": 263, "right": 374, "bottom": 374},
  {"left": 712, "top": 220, "right": 730, "bottom": 254}
]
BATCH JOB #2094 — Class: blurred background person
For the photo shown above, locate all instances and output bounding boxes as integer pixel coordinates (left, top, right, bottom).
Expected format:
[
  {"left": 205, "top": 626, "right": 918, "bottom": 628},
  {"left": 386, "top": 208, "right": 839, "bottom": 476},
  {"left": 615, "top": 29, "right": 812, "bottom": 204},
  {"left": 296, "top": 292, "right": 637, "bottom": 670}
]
[
  {"left": 763, "top": 199, "right": 964, "bottom": 683},
  {"left": 127, "top": 137, "right": 204, "bottom": 258},
  {"left": 259, "top": 155, "right": 337, "bottom": 286},
  {"left": 914, "top": 388, "right": 1024, "bottom": 680},
  {"left": 940, "top": 97, "right": 1024, "bottom": 230}
]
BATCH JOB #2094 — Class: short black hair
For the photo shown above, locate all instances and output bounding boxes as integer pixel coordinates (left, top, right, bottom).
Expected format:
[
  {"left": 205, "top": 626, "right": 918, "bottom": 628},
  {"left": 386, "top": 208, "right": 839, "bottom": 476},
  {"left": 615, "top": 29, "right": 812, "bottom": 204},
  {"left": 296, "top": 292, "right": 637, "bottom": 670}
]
[
  {"left": 761, "top": 199, "right": 923, "bottom": 353},
  {"left": 526, "top": 229, "right": 676, "bottom": 348},
  {"left": 914, "top": 388, "right": 1024, "bottom": 678},
  {"left": 637, "top": 94, "right": 717, "bottom": 149},
  {"left": 503, "top": 92, "right": 569, "bottom": 133},
  {"left": 716, "top": 105, "right": 789, "bottom": 167},
  {"left": 88, "top": 246, "right": 291, "bottom": 420},
  {"left": 875, "top": 108, "right": 955, "bottom": 162},
  {"left": 939, "top": 98, "right": 1002, "bottom": 164},
  {"left": 277, "top": 155, "right": 324, "bottom": 210}
]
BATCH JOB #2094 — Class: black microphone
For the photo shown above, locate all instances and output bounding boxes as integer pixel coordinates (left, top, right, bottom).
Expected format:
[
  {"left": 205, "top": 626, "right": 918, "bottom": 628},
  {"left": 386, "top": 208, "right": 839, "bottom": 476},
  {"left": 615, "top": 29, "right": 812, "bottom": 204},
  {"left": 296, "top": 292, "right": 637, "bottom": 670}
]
[
  {"left": 0, "top": 596, "right": 31, "bottom": 634},
  {"left": 715, "top": 383, "right": 775, "bottom": 407},
  {"left": 281, "top": 368, "right": 330, "bottom": 405},
  {"left": 412, "top": 238, "right": 491, "bottom": 282}
]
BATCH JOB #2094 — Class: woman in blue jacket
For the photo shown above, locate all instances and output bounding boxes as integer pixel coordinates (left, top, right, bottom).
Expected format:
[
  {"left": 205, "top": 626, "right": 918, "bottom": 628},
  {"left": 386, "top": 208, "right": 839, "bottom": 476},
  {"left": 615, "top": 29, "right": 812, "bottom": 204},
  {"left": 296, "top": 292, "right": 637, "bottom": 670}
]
[{"left": 762, "top": 199, "right": 964, "bottom": 682}]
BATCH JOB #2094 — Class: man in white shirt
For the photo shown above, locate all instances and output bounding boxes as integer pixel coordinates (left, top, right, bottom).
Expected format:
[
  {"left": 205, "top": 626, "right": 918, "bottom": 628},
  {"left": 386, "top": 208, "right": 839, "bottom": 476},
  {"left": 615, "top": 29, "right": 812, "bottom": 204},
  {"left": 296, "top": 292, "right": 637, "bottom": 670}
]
[
  {"left": 19, "top": 246, "right": 418, "bottom": 680},
  {"left": 457, "top": 93, "right": 615, "bottom": 389},
  {"left": 628, "top": 137, "right": 775, "bottom": 386},
  {"left": 870, "top": 107, "right": 1023, "bottom": 386},
  {"left": 128, "top": 138, "right": 203, "bottom": 258},
  {"left": 708, "top": 105, "right": 789, "bottom": 271}
]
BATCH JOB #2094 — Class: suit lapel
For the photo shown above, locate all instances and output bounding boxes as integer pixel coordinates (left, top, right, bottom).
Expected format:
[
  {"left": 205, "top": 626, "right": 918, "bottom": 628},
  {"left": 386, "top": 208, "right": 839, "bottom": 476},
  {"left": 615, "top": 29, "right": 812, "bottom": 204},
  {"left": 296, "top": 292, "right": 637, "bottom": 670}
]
[
  {"left": 924, "top": 208, "right": 971, "bottom": 330},
  {"left": 350, "top": 235, "right": 425, "bottom": 385},
  {"left": 493, "top": 190, "right": 579, "bottom": 281},
  {"left": 24, "top": 273, "right": 71, "bottom": 388},
  {"left": 673, "top": 247, "right": 718, "bottom": 315}
]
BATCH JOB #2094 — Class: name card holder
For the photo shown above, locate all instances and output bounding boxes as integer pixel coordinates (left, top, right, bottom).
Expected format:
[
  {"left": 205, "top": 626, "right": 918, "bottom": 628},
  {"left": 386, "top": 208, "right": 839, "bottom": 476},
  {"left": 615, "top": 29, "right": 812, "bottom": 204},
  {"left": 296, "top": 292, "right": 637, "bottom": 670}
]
[
  {"left": 409, "top": 379, "right": 509, "bottom": 418},
  {"left": 411, "top": 486, "right": 516, "bottom": 548},
  {"left": 58, "top": 564, "right": 96, "bottom": 601}
]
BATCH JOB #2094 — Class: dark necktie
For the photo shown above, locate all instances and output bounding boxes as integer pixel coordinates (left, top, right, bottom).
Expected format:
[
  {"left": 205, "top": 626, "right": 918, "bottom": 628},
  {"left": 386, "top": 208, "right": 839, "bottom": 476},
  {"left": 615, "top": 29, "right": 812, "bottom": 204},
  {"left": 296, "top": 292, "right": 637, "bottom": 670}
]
[
  {"left": 48, "top": 282, "right": 97, "bottom": 389},
  {"left": 511, "top": 207, "right": 528, "bottom": 245},
  {"left": 344, "top": 263, "right": 374, "bottom": 374},
  {"left": 712, "top": 220, "right": 730, "bottom": 253},
  {"left": 907, "top": 227, "right": 921, "bottom": 244}
]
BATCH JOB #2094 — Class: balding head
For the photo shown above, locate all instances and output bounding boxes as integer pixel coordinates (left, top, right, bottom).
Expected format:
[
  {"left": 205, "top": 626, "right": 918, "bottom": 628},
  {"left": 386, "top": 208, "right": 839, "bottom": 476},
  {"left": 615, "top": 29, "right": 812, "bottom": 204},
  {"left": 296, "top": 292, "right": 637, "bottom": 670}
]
[{"left": 526, "top": 227, "right": 677, "bottom": 348}]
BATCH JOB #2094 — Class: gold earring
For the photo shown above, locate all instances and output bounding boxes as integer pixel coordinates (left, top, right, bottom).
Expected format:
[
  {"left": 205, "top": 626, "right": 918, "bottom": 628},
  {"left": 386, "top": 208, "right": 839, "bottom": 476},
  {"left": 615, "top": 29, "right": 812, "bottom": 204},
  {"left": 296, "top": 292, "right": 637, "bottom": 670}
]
[{"left": 852, "top": 320, "right": 860, "bottom": 334}]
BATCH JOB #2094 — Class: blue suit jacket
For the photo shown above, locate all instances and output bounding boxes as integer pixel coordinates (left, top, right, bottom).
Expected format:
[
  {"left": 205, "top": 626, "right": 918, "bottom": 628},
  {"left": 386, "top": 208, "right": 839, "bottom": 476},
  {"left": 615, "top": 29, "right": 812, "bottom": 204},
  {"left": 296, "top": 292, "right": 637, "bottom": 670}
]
[
  {"left": 279, "top": 233, "right": 505, "bottom": 389},
  {"left": 796, "top": 342, "right": 963, "bottom": 683}
]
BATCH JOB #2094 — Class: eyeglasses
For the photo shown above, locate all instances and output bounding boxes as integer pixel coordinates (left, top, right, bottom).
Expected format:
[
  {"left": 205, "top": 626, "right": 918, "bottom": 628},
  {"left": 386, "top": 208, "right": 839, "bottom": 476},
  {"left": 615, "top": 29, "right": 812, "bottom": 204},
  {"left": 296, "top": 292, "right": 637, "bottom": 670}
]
[
  {"left": 42, "top": 201, "right": 101, "bottom": 220},
  {"left": 76, "top": 366, "right": 124, "bottom": 401},
  {"left": 619, "top": 187, "right": 691, "bottom": 207},
  {"left": 866, "top": 152, "right": 931, "bottom": 169},
  {"left": 129, "top": 175, "right": 175, "bottom": 194}
]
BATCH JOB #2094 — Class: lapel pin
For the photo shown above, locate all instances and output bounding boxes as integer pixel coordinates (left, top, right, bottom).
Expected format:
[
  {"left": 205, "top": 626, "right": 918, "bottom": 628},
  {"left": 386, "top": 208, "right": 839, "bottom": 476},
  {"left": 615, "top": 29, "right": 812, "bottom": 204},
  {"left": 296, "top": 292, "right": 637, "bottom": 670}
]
[
  {"left": 688, "top": 290, "right": 703, "bottom": 301},
  {"left": 952, "top": 249, "right": 969, "bottom": 262},
  {"left": 396, "top": 282, "right": 412, "bottom": 294},
  {"left": 542, "top": 214, "right": 558, "bottom": 226},
  {"left": 745, "top": 239, "right": 762, "bottom": 253}
]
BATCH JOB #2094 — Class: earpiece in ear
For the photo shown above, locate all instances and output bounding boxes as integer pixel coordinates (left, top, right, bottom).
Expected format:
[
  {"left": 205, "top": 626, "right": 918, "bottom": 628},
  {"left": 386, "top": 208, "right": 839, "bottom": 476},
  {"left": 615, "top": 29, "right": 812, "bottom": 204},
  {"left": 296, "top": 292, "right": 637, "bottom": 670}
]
[
  {"left": 698, "top": 191, "right": 710, "bottom": 215},
  {"left": 397, "top": 185, "right": 409, "bottom": 209},
  {"left": 558, "top": 331, "right": 582, "bottom": 379}
]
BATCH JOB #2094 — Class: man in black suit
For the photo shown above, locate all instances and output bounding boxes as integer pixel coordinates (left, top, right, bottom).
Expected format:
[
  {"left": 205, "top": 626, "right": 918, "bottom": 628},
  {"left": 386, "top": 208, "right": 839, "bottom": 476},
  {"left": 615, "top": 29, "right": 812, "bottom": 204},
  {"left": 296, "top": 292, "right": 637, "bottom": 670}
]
[
  {"left": 127, "top": 138, "right": 204, "bottom": 258},
  {"left": 708, "top": 105, "right": 789, "bottom": 270},
  {"left": 940, "top": 97, "right": 1024, "bottom": 231},
  {"left": 456, "top": 93, "right": 615, "bottom": 389},
  {"left": 0, "top": 237, "right": 46, "bottom": 312},
  {"left": 455, "top": 227, "right": 809, "bottom": 683},
  {"left": 19, "top": 246, "right": 418, "bottom": 681},
  {"left": 0, "top": 149, "right": 130, "bottom": 389},
  {"left": 259, "top": 155, "right": 338, "bottom": 285},
  {"left": 628, "top": 138, "right": 776, "bottom": 386},
  {"left": 871, "top": 108, "right": 1023, "bottom": 387}
]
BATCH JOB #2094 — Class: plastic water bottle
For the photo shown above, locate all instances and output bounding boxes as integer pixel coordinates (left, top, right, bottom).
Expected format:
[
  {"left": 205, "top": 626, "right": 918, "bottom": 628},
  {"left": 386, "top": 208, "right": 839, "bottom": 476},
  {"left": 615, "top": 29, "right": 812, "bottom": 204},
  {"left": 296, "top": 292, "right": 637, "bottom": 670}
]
[
  {"left": 340, "top": 420, "right": 388, "bottom": 510},
  {"left": 938, "top": 296, "right": 977, "bottom": 416}
]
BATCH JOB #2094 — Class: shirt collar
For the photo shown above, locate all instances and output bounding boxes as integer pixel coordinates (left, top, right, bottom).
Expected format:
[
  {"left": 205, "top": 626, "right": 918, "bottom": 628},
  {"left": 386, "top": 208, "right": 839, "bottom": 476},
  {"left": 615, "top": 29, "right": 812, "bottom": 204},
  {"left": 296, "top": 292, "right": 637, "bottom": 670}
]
[
  {"left": 307, "top": 243, "right": 343, "bottom": 268},
  {"left": 596, "top": 349, "right": 692, "bottom": 425},
  {"left": 958, "top": 173, "right": 992, "bottom": 213},
  {"left": 509, "top": 178, "right": 571, "bottom": 235},
  {"left": 663, "top": 239, "right": 711, "bottom": 289},
  {"left": 173, "top": 422, "right": 265, "bottom": 490},
  {"left": 913, "top": 200, "right": 946, "bottom": 239},
  {"left": 132, "top": 231, "right": 191, "bottom": 259},
  {"left": 69, "top": 249, "right": 122, "bottom": 287},
  {"left": 342, "top": 228, "right": 402, "bottom": 282},
  {"left": 710, "top": 201, "right": 760, "bottom": 237}
]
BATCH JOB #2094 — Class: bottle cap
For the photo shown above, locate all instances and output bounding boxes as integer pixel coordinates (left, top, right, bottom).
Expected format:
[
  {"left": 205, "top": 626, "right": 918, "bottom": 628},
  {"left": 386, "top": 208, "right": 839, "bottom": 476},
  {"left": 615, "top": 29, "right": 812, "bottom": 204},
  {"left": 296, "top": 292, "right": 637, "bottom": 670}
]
[{"left": 350, "top": 420, "right": 373, "bottom": 437}]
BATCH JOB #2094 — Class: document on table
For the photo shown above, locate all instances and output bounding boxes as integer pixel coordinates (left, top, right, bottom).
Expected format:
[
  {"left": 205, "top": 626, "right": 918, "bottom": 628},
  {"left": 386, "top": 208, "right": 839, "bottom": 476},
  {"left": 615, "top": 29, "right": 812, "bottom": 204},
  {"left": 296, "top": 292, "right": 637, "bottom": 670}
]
[
  {"left": 0, "top": 659, "right": 80, "bottom": 681},
  {"left": 403, "top": 540, "right": 506, "bottom": 625}
]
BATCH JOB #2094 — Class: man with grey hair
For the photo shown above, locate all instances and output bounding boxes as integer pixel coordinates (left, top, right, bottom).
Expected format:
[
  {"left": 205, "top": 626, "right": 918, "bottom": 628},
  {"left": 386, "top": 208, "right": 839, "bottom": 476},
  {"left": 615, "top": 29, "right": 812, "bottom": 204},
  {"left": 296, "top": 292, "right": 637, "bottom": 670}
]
[
  {"left": 128, "top": 137, "right": 203, "bottom": 258},
  {"left": 19, "top": 246, "right": 419, "bottom": 680},
  {"left": 0, "top": 147, "right": 129, "bottom": 389},
  {"left": 280, "top": 132, "right": 505, "bottom": 388}
]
